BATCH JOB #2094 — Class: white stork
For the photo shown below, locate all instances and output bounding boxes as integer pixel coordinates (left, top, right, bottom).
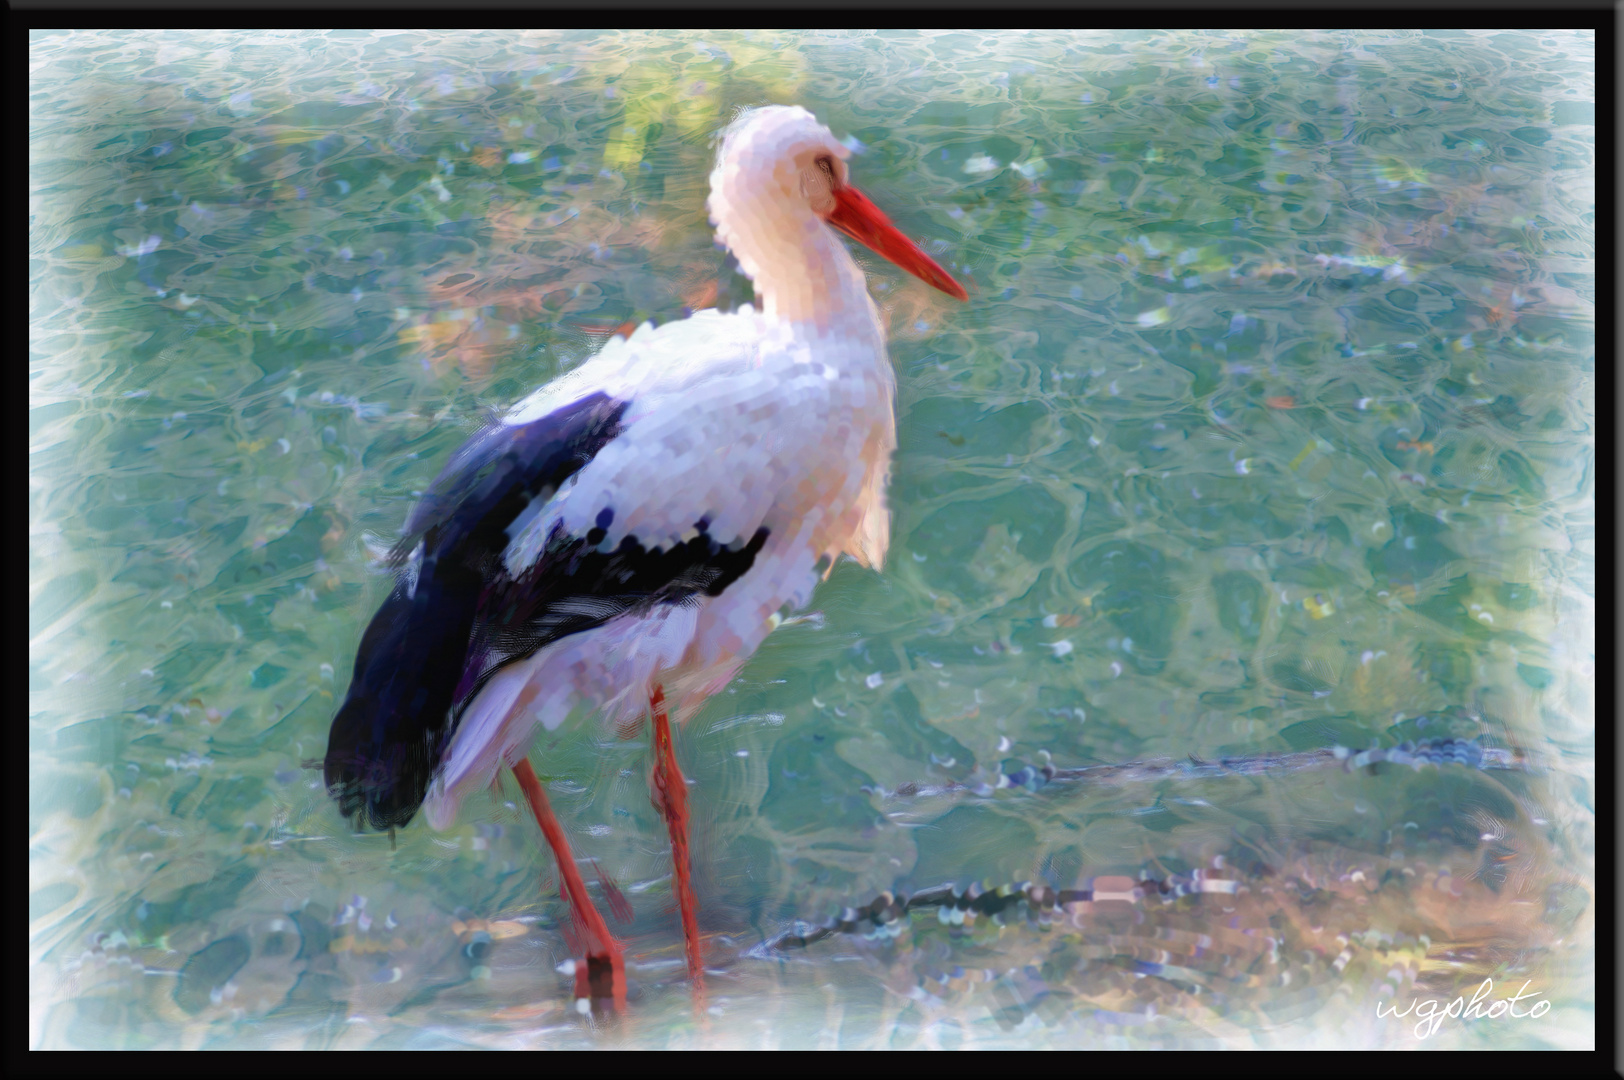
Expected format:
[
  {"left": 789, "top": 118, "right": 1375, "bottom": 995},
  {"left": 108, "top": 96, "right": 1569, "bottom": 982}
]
[{"left": 323, "top": 105, "right": 967, "bottom": 1012}]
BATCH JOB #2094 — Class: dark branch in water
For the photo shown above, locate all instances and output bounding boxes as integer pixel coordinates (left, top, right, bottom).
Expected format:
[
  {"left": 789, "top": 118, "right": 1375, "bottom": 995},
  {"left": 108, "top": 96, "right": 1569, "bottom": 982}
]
[
  {"left": 753, "top": 867, "right": 1237, "bottom": 956},
  {"left": 767, "top": 738, "right": 1522, "bottom": 956}
]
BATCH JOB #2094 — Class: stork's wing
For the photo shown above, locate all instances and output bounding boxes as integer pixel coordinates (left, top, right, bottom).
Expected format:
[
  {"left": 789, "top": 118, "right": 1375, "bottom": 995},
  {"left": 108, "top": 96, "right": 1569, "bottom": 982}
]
[
  {"left": 324, "top": 392, "right": 628, "bottom": 829},
  {"left": 449, "top": 516, "right": 769, "bottom": 726},
  {"left": 387, "top": 394, "right": 625, "bottom": 568},
  {"left": 324, "top": 377, "right": 774, "bottom": 831}
]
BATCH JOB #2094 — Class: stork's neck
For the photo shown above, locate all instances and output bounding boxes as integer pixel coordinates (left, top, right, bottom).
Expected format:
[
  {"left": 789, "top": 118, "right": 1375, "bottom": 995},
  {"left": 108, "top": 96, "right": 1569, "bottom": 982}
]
[{"left": 739, "top": 217, "right": 886, "bottom": 355}]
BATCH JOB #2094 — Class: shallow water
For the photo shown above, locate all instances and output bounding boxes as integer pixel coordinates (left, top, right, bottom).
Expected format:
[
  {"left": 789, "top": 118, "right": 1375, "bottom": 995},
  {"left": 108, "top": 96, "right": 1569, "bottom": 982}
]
[{"left": 29, "top": 29, "right": 1594, "bottom": 1049}]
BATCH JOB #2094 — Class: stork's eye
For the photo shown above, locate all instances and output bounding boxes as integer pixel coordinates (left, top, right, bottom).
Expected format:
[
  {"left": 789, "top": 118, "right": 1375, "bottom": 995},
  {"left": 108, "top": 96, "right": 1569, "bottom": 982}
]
[{"left": 814, "top": 155, "right": 839, "bottom": 188}]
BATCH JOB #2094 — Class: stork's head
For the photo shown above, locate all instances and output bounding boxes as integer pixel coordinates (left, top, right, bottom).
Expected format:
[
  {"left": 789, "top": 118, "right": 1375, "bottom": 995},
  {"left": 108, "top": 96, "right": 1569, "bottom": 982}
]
[{"left": 709, "top": 105, "right": 968, "bottom": 304}]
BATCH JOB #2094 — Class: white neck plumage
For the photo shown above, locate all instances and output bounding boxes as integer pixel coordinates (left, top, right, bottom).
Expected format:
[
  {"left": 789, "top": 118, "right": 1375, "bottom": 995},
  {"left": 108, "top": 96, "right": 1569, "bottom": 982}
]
[
  {"left": 762, "top": 226, "right": 880, "bottom": 338},
  {"left": 712, "top": 173, "right": 885, "bottom": 355}
]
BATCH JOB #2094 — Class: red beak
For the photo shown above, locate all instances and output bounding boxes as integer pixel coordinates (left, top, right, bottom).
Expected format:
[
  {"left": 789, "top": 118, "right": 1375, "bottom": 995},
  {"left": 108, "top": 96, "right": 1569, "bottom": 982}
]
[{"left": 826, "top": 185, "right": 969, "bottom": 302}]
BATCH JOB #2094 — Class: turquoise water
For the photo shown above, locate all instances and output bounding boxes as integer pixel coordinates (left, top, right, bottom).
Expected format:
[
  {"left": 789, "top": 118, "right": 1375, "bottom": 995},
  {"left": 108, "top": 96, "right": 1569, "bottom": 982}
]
[{"left": 29, "top": 29, "right": 1594, "bottom": 1049}]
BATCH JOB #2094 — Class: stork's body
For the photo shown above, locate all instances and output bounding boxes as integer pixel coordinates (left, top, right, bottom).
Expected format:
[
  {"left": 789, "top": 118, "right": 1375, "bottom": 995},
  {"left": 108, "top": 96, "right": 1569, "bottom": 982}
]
[{"left": 323, "top": 106, "right": 965, "bottom": 1012}]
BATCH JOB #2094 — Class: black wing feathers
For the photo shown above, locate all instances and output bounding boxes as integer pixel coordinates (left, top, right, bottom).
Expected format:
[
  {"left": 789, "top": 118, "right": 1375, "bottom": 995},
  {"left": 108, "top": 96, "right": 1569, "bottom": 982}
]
[
  {"left": 322, "top": 566, "right": 482, "bottom": 829},
  {"left": 389, "top": 394, "right": 628, "bottom": 567},
  {"left": 323, "top": 390, "right": 773, "bottom": 833},
  {"left": 450, "top": 523, "right": 770, "bottom": 720},
  {"left": 325, "top": 393, "right": 628, "bottom": 830}
]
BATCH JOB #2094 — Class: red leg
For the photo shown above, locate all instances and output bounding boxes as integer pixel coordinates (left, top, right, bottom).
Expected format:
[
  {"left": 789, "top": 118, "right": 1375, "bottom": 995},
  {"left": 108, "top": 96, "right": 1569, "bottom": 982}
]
[
  {"left": 649, "top": 684, "right": 706, "bottom": 1005},
  {"left": 511, "top": 757, "right": 625, "bottom": 1013}
]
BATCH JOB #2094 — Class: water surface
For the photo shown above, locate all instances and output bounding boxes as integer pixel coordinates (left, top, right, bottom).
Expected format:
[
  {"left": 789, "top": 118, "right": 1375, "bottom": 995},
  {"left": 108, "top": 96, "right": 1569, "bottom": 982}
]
[{"left": 29, "top": 29, "right": 1594, "bottom": 1049}]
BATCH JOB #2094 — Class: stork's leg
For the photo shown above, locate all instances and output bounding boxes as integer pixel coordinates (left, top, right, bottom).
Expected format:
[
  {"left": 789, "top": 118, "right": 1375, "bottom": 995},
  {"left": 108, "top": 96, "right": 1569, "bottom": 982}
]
[
  {"left": 511, "top": 758, "right": 625, "bottom": 1014},
  {"left": 649, "top": 684, "right": 706, "bottom": 1003}
]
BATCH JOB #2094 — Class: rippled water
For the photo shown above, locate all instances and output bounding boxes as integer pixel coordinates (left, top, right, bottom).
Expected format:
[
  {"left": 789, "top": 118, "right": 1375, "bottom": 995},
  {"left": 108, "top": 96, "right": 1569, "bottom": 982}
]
[{"left": 29, "top": 29, "right": 1594, "bottom": 1049}]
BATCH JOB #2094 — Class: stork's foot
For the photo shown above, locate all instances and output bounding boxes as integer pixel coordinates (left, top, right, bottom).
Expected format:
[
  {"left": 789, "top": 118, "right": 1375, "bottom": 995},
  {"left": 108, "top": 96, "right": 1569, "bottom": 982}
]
[
  {"left": 559, "top": 953, "right": 626, "bottom": 1016},
  {"left": 512, "top": 758, "right": 627, "bottom": 1013},
  {"left": 650, "top": 685, "right": 706, "bottom": 1007}
]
